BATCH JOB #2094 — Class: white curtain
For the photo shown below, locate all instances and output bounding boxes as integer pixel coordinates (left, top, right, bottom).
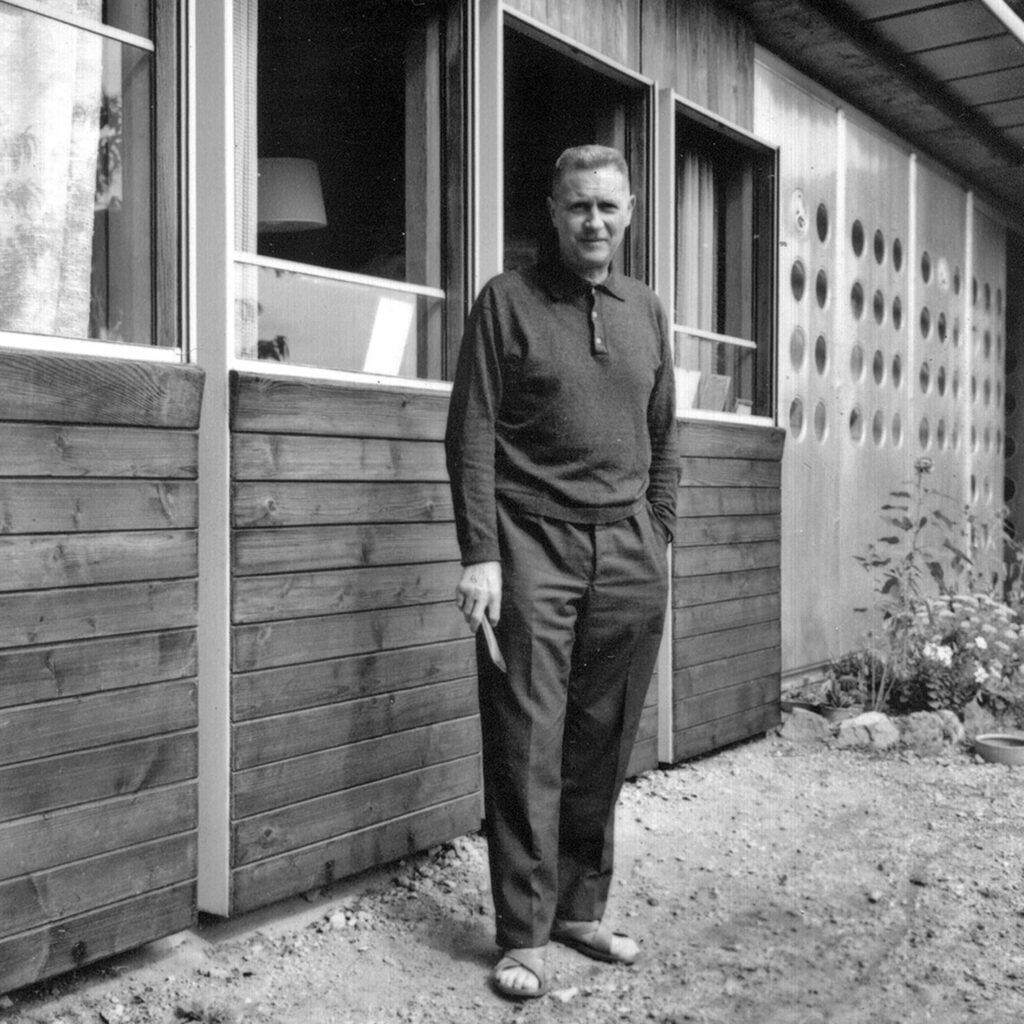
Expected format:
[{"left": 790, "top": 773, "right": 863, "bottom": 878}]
[
  {"left": 0, "top": 1, "right": 103, "bottom": 336},
  {"left": 234, "top": 0, "right": 259, "bottom": 357}
]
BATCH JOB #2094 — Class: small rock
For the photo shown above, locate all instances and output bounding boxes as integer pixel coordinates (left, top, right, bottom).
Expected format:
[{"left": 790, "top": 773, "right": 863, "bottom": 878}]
[
  {"left": 899, "top": 712, "right": 947, "bottom": 755},
  {"left": 779, "top": 707, "right": 832, "bottom": 745},
  {"left": 551, "top": 986, "right": 581, "bottom": 1003},
  {"left": 836, "top": 712, "right": 900, "bottom": 750}
]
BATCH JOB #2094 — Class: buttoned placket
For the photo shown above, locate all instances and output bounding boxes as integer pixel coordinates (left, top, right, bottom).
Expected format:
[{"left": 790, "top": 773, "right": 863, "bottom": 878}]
[{"left": 587, "top": 286, "right": 609, "bottom": 359}]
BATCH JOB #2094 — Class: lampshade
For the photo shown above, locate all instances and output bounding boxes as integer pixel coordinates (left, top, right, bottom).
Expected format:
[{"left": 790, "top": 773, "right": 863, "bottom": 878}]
[{"left": 257, "top": 157, "right": 327, "bottom": 232}]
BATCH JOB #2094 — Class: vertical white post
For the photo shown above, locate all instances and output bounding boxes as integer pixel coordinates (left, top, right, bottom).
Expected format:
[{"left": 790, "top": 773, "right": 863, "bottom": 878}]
[
  {"left": 472, "top": 0, "right": 503, "bottom": 297},
  {"left": 193, "top": 0, "right": 233, "bottom": 916}
]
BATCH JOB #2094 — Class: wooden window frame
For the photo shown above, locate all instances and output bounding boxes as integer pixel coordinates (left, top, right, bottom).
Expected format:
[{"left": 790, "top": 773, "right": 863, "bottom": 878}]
[
  {"left": 656, "top": 89, "right": 777, "bottom": 424},
  {"left": 0, "top": 0, "right": 183, "bottom": 360}
]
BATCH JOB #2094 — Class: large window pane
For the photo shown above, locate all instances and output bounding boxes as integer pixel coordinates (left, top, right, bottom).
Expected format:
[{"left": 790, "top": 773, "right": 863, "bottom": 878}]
[
  {"left": 32, "top": 0, "right": 150, "bottom": 35},
  {"left": 0, "top": 2, "right": 156, "bottom": 344},
  {"left": 235, "top": 0, "right": 459, "bottom": 378},
  {"left": 235, "top": 261, "right": 444, "bottom": 377}
]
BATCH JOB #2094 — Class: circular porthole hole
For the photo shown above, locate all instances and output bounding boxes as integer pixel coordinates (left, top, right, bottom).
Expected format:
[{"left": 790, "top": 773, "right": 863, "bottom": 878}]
[
  {"left": 984, "top": 331, "right": 992, "bottom": 359},
  {"left": 985, "top": 282, "right": 992, "bottom": 310},
  {"left": 852, "top": 220, "right": 865, "bottom": 257},
  {"left": 850, "top": 282, "right": 864, "bottom": 319},
  {"left": 892, "top": 296, "right": 903, "bottom": 331},
  {"left": 921, "top": 251, "right": 932, "bottom": 283},
  {"left": 937, "top": 365, "right": 947, "bottom": 395},
  {"left": 850, "top": 407, "right": 865, "bottom": 444},
  {"left": 814, "top": 334, "right": 828, "bottom": 375},
  {"left": 893, "top": 238, "right": 903, "bottom": 272},
  {"left": 892, "top": 354, "right": 903, "bottom": 387},
  {"left": 851, "top": 344, "right": 864, "bottom": 381},
  {"left": 873, "top": 350, "right": 886, "bottom": 384},
  {"left": 816, "top": 268, "right": 829, "bottom": 308},
  {"left": 937, "top": 419, "right": 947, "bottom": 449},
  {"left": 814, "top": 400, "right": 828, "bottom": 441},
  {"left": 937, "top": 312, "right": 947, "bottom": 343},
  {"left": 791, "top": 259, "right": 806, "bottom": 302},
  {"left": 873, "top": 290, "right": 885, "bottom": 324},
  {"left": 919, "top": 417, "right": 931, "bottom": 450},
  {"left": 920, "top": 362, "right": 931, "bottom": 393},
  {"left": 872, "top": 410, "right": 886, "bottom": 446},
  {"left": 789, "top": 397, "right": 805, "bottom": 439},
  {"left": 920, "top": 306, "right": 931, "bottom": 338},
  {"left": 816, "top": 203, "right": 829, "bottom": 243},
  {"left": 954, "top": 266, "right": 962, "bottom": 294},
  {"left": 789, "top": 326, "right": 806, "bottom": 370},
  {"left": 874, "top": 228, "right": 886, "bottom": 265},
  {"left": 892, "top": 413, "right": 903, "bottom": 446}
]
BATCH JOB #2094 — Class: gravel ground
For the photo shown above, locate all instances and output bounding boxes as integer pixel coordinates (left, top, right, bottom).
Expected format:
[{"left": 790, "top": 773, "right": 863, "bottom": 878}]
[{"left": 4, "top": 725, "right": 1024, "bottom": 1024}]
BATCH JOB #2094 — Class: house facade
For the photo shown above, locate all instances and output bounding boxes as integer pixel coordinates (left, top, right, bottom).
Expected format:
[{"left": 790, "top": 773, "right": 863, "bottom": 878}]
[{"left": 1, "top": 0, "right": 1021, "bottom": 993}]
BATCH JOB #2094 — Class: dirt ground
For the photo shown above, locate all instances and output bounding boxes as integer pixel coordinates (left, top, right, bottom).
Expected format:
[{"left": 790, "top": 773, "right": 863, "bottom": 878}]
[{"left": 4, "top": 724, "right": 1024, "bottom": 1024}]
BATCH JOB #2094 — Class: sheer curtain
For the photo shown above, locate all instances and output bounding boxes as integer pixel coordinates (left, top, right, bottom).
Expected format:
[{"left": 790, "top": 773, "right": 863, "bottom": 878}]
[
  {"left": 675, "top": 151, "right": 717, "bottom": 406},
  {"left": 0, "top": 2, "right": 103, "bottom": 336}
]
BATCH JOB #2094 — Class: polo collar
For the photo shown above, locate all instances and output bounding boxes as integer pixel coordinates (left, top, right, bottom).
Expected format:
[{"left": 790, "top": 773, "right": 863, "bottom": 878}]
[{"left": 537, "top": 258, "right": 627, "bottom": 303}]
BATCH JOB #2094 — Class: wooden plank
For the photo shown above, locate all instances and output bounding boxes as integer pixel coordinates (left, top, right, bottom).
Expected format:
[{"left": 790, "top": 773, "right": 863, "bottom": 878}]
[
  {"left": 678, "top": 420, "right": 785, "bottom": 461},
  {"left": 675, "top": 514, "right": 780, "bottom": 547},
  {"left": 233, "top": 638, "right": 476, "bottom": 720},
  {"left": 670, "top": 702, "right": 779, "bottom": 764},
  {"left": 679, "top": 456, "right": 781, "bottom": 488},
  {"left": 233, "top": 602, "right": 466, "bottom": 672},
  {"left": 674, "top": 541, "right": 781, "bottom": 578},
  {"left": 1, "top": 531, "right": 197, "bottom": 592},
  {"left": 0, "top": 833, "right": 196, "bottom": 940},
  {"left": 677, "top": 487, "right": 781, "bottom": 516},
  {"left": 673, "top": 568, "right": 781, "bottom": 607},
  {"left": 231, "top": 481, "right": 454, "bottom": 528},
  {"left": 0, "top": 481, "right": 197, "bottom": 532},
  {"left": 0, "top": 580, "right": 198, "bottom": 649},
  {"left": 0, "top": 679, "right": 197, "bottom": 767},
  {"left": 0, "top": 881, "right": 195, "bottom": 994},
  {"left": 233, "top": 676, "right": 479, "bottom": 769},
  {"left": 0, "top": 732, "right": 197, "bottom": 823},
  {"left": 674, "top": 594, "right": 781, "bottom": 639},
  {"left": 674, "top": 619, "right": 780, "bottom": 669},
  {"left": 0, "top": 783, "right": 197, "bottom": 882},
  {"left": 674, "top": 675, "right": 779, "bottom": 730},
  {"left": 234, "top": 717, "right": 480, "bottom": 818},
  {"left": 230, "top": 793, "right": 481, "bottom": 914},
  {"left": 1, "top": 424, "right": 198, "bottom": 479},
  {"left": 0, "top": 630, "right": 197, "bottom": 709},
  {"left": 233, "top": 522, "right": 460, "bottom": 575},
  {"left": 233, "top": 561, "right": 460, "bottom": 624},
  {"left": 233, "top": 754, "right": 480, "bottom": 866},
  {"left": 0, "top": 353, "right": 204, "bottom": 428},
  {"left": 674, "top": 648, "right": 783, "bottom": 700},
  {"left": 230, "top": 372, "right": 449, "bottom": 440},
  {"left": 232, "top": 434, "right": 448, "bottom": 482}
]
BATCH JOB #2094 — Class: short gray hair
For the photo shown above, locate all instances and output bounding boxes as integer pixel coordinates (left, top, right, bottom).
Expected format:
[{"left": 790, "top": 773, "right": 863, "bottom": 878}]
[{"left": 550, "top": 145, "right": 630, "bottom": 196}]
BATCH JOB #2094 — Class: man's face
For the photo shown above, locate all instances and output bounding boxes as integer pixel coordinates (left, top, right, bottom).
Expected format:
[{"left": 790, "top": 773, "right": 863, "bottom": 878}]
[{"left": 547, "top": 164, "right": 635, "bottom": 281}]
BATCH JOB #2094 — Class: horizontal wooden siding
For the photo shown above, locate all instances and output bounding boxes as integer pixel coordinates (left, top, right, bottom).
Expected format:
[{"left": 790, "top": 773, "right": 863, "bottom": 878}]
[
  {"left": 0, "top": 352, "right": 203, "bottom": 993},
  {"left": 671, "top": 420, "right": 785, "bottom": 760}
]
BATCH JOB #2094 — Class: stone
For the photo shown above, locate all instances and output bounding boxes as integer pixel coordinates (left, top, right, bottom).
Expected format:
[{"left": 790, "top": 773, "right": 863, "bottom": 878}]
[
  {"left": 836, "top": 711, "right": 900, "bottom": 750},
  {"left": 899, "top": 711, "right": 947, "bottom": 755},
  {"left": 779, "top": 707, "right": 832, "bottom": 745},
  {"left": 936, "top": 709, "right": 966, "bottom": 746}
]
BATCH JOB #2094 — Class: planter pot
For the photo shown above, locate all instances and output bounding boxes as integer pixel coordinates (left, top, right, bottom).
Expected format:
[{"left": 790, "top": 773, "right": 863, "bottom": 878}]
[{"left": 974, "top": 733, "right": 1024, "bottom": 766}]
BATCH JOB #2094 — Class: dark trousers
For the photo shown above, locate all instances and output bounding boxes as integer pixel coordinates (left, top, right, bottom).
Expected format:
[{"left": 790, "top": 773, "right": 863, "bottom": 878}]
[{"left": 477, "top": 502, "right": 669, "bottom": 950}]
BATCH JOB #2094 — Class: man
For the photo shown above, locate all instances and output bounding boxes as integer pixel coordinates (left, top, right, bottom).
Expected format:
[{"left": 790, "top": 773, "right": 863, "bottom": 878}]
[{"left": 445, "top": 144, "right": 678, "bottom": 999}]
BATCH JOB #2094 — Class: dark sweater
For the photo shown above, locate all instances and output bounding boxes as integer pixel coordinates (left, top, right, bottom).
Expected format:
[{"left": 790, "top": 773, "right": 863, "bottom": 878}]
[{"left": 445, "top": 259, "right": 679, "bottom": 565}]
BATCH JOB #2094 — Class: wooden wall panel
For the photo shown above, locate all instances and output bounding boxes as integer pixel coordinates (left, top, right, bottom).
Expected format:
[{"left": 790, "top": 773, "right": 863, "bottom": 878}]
[
  {"left": 227, "top": 373, "right": 484, "bottom": 914},
  {"left": 504, "top": 0, "right": 640, "bottom": 69},
  {"left": 0, "top": 353, "right": 202, "bottom": 994},
  {"left": 641, "top": 0, "right": 755, "bottom": 129},
  {"left": 671, "top": 420, "right": 784, "bottom": 762}
]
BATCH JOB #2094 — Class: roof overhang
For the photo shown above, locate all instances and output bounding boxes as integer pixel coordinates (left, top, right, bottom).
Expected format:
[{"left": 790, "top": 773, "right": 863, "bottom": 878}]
[{"left": 724, "top": 0, "right": 1024, "bottom": 228}]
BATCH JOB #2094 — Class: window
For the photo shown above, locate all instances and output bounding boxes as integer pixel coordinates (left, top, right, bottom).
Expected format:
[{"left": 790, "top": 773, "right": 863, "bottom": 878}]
[
  {"left": 0, "top": 1, "right": 179, "bottom": 350},
  {"left": 503, "top": 19, "right": 648, "bottom": 278},
  {"left": 233, "top": 0, "right": 464, "bottom": 379},
  {"left": 672, "top": 103, "right": 775, "bottom": 417}
]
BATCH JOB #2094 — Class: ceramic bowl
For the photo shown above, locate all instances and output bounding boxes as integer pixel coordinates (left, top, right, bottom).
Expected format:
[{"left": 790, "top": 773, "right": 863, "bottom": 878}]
[{"left": 974, "top": 733, "right": 1024, "bottom": 766}]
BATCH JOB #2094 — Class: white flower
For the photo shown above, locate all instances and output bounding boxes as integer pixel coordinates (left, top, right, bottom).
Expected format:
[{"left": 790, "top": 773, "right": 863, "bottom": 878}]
[
  {"left": 974, "top": 636, "right": 989, "bottom": 651},
  {"left": 975, "top": 666, "right": 989, "bottom": 685},
  {"left": 923, "top": 642, "right": 953, "bottom": 667}
]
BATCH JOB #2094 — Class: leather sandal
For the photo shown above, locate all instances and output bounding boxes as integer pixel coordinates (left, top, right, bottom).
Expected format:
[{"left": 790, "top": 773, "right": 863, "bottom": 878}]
[
  {"left": 551, "top": 920, "right": 639, "bottom": 965},
  {"left": 491, "top": 947, "right": 549, "bottom": 1000}
]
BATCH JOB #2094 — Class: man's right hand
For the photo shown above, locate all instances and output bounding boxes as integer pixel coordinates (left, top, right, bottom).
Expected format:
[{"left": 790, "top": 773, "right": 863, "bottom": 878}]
[{"left": 455, "top": 561, "right": 502, "bottom": 632}]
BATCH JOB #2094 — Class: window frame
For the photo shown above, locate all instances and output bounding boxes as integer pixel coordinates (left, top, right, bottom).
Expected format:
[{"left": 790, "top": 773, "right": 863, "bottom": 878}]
[
  {"left": 229, "top": 0, "right": 466, "bottom": 387},
  {"left": 656, "top": 89, "right": 777, "bottom": 424},
  {"left": 0, "top": 0, "right": 183, "bottom": 360}
]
